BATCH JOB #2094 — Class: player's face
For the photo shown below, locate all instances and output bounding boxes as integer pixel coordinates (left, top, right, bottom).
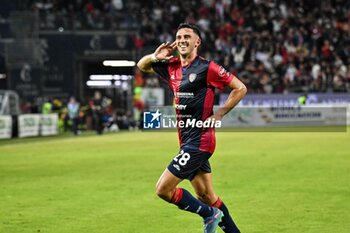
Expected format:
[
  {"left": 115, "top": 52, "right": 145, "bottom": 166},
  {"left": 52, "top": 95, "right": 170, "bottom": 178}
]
[{"left": 176, "top": 28, "right": 200, "bottom": 57}]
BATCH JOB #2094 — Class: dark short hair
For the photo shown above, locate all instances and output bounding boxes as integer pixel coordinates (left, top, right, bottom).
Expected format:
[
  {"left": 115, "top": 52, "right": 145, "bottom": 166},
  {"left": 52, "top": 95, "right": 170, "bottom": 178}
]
[{"left": 177, "top": 23, "right": 202, "bottom": 39}]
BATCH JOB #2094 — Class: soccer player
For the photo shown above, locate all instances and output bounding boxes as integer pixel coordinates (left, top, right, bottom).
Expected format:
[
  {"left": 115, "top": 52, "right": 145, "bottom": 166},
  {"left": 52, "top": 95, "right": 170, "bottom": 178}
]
[{"left": 137, "top": 23, "right": 247, "bottom": 233}]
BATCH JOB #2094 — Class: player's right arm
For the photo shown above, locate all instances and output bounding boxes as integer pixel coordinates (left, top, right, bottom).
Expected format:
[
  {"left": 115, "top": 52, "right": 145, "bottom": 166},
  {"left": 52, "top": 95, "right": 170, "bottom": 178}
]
[{"left": 137, "top": 42, "right": 176, "bottom": 74}]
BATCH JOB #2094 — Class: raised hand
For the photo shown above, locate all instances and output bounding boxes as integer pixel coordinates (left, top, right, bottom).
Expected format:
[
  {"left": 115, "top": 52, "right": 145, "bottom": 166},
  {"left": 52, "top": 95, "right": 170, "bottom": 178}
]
[{"left": 153, "top": 41, "right": 177, "bottom": 61}]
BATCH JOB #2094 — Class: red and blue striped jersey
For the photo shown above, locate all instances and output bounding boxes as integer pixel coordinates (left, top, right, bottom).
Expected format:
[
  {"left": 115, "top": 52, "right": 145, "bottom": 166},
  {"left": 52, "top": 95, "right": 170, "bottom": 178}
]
[{"left": 152, "top": 56, "right": 234, "bottom": 154}]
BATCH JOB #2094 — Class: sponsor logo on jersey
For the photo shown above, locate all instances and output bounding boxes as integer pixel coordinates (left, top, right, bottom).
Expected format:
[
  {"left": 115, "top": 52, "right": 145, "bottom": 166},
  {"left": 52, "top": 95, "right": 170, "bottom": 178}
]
[
  {"left": 189, "top": 73, "right": 197, "bottom": 82},
  {"left": 219, "top": 66, "right": 229, "bottom": 77},
  {"left": 175, "top": 104, "right": 187, "bottom": 110},
  {"left": 176, "top": 92, "right": 194, "bottom": 98}
]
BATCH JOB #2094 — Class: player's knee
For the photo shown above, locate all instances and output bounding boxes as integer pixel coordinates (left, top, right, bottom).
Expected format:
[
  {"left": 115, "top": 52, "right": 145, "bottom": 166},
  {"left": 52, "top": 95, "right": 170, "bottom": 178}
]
[
  {"left": 196, "top": 193, "right": 209, "bottom": 203},
  {"left": 155, "top": 184, "right": 173, "bottom": 201},
  {"left": 196, "top": 191, "right": 216, "bottom": 204},
  {"left": 155, "top": 185, "right": 165, "bottom": 197}
]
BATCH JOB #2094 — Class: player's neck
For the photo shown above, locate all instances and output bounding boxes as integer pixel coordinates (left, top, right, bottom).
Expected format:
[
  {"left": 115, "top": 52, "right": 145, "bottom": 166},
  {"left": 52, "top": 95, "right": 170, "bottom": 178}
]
[{"left": 180, "top": 53, "right": 197, "bottom": 67}]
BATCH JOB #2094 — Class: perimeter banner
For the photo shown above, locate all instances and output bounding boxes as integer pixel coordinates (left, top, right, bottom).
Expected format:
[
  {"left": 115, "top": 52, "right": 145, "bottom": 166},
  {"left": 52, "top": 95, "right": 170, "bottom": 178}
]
[
  {"left": 0, "top": 115, "right": 12, "bottom": 139},
  {"left": 40, "top": 113, "right": 58, "bottom": 136},
  {"left": 18, "top": 114, "right": 41, "bottom": 138},
  {"left": 18, "top": 114, "right": 59, "bottom": 138},
  {"left": 220, "top": 93, "right": 350, "bottom": 106}
]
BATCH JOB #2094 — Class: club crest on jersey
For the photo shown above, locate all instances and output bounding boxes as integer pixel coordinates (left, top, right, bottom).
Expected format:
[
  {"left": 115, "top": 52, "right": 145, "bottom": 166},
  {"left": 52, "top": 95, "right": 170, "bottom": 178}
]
[
  {"left": 219, "top": 66, "right": 228, "bottom": 77},
  {"left": 189, "top": 73, "right": 197, "bottom": 82}
]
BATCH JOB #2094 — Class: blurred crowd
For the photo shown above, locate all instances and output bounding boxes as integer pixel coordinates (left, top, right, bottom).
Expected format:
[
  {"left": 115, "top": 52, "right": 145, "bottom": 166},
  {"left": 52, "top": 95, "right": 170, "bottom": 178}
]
[
  {"left": 20, "top": 91, "right": 137, "bottom": 134},
  {"left": 29, "top": 0, "right": 350, "bottom": 94},
  {"left": 28, "top": 0, "right": 131, "bottom": 30}
]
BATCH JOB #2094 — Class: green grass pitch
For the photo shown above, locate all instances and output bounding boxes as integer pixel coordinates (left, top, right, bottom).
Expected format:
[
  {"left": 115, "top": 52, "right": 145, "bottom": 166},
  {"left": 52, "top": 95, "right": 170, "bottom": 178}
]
[{"left": 1, "top": 129, "right": 350, "bottom": 233}]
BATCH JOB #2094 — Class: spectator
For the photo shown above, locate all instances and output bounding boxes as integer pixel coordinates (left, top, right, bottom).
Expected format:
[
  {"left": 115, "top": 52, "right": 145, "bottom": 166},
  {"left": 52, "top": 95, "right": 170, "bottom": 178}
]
[
  {"left": 67, "top": 96, "right": 80, "bottom": 135},
  {"left": 25, "top": 0, "right": 350, "bottom": 94},
  {"left": 90, "top": 91, "right": 104, "bottom": 135},
  {"left": 42, "top": 98, "right": 52, "bottom": 114}
]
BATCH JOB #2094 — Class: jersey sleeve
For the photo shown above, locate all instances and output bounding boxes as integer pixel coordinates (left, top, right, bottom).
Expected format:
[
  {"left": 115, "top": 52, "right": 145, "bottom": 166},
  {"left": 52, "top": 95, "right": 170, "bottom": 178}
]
[
  {"left": 151, "top": 61, "right": 170, "bottom": 81},
  {"left": 207, "top": 61, "right": 235, "bottom": 90}
]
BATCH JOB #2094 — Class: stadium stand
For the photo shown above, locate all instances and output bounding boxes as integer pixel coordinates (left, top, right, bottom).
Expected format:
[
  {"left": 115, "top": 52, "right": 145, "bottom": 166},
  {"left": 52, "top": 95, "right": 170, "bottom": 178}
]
[
  {"left": 0, "top": 0, "right": 350, "bottom": 132},
  {"left": 0, "top": 0, "right": 349, "bottom": 93},
  {"left": 23, "top": 0, "right": 350, "bottom": 94}
]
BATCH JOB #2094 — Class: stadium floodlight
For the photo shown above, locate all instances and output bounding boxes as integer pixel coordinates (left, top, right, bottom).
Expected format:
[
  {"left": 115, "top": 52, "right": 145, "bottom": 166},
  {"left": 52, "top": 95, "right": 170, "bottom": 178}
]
[
  {"left": 89, "top": 75, "right": 114, "bottom": 80},
  {"left": 113, "top": 75, "right": 133, "bottom": 80},
  {"left": 121, "top": 81, "right": 129, "bottom": 90},
  {"left": 120, "top": 75, "right": 132, "bottom": 80},
  {"left": 103, "top": 60, "right": 136, "bottom": 67},
  {"left": 86, "top": 80, "right": 112, "bottom": 87}
]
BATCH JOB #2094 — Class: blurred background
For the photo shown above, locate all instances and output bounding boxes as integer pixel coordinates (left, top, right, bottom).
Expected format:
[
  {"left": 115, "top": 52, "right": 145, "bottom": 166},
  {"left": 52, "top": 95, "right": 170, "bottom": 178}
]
[{"left": 0, "top": 0, "right": 350, "bottom": 137}]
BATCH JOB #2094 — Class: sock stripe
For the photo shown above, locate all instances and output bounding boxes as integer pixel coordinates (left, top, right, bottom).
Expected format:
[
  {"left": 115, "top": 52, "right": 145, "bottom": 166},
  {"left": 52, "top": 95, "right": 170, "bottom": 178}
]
[
  {"left": 211, "top": 197, "right": 223, "bottom": 208},
  {"left": 170, "top": 188, "right": 183, "bottom": 204}
]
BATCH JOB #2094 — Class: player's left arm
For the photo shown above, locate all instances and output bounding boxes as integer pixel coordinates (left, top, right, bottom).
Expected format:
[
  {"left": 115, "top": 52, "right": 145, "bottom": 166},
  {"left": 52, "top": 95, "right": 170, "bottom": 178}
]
[{"left": 211, "top": 77, "right": 247, "bottom": 121}]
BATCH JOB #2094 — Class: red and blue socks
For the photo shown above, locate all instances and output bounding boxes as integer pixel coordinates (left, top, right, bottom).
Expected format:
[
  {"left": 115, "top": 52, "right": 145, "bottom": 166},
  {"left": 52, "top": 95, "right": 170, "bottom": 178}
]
[
  {"left": 212, "top": 197, "right": 240, "bottom": 233},
  {"left": 170, "top": 188, "right": 214, "bottom": 218},
  {"left": 170, "top": 188, "right": 240, "bottom": 232}
]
